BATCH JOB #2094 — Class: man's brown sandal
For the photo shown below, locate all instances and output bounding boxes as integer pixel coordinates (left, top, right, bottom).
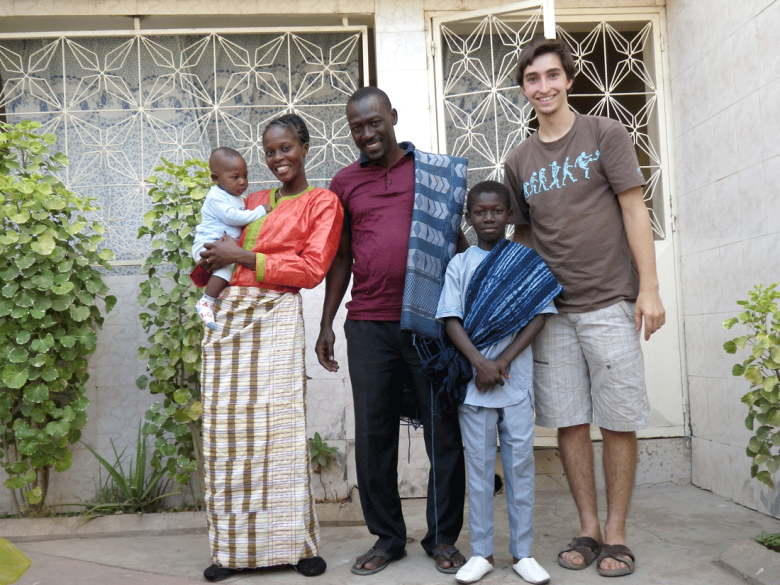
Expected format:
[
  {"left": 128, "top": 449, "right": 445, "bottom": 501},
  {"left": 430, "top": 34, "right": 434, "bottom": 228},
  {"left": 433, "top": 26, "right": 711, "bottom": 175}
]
[
  {"left": 557, "top": 536, "right": 602, "bottom": 570},
  {"left": 350, "top": 547, "right": 406, "bottom": 575},
  {"left": 595, "top": 544, "right": 635, "bottom": 577},
  {"left": 429, "top": 543, "right": 466, "bottom": 574}
]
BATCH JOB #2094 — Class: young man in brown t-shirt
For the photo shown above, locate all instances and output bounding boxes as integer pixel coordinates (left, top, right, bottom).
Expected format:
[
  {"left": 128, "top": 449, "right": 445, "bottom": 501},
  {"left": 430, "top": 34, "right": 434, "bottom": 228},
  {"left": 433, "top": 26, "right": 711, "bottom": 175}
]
[{"left": 503, "top": 38, "right": 665, "bottom": 577}]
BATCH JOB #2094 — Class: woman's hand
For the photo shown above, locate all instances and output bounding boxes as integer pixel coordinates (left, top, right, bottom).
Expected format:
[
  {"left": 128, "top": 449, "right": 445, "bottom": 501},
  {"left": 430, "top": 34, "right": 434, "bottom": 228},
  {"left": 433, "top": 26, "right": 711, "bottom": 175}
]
[{"left": 199, "top": 233, "right": 248, "bottom": 272}]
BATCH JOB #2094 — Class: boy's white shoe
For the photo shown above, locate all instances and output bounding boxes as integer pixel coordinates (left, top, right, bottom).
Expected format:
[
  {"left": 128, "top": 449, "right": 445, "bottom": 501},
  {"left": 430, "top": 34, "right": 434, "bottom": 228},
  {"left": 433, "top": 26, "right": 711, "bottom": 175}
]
[
  {"left": 456, "top": 556, "right": 493, "bottom": 584},
  {"left": 513, "top": 557, "right": 550, "bottom": 584}
]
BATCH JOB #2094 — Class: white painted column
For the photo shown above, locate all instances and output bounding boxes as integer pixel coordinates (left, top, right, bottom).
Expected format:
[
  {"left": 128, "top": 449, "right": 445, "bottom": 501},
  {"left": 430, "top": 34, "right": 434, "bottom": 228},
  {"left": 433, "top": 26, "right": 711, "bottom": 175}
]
[{"left": 374, "top": 0, "right": 434, "bottom": 152}]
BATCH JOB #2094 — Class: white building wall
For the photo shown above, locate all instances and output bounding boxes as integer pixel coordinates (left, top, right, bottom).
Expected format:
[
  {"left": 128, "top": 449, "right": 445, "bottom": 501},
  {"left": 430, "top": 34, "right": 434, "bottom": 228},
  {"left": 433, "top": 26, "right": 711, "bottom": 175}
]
[
  {"left": 0, "top": 0, "right": 685, "bottom": 516},
  {"left": 667, "top": 0, "right": 780, "bottom": 518}
]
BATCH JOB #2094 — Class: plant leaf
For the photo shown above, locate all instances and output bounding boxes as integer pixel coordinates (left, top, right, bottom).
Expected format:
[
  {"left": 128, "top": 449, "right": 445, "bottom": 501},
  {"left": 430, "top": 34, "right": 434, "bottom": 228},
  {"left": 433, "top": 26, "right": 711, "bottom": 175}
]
[
  {"left": 756, "top": 470, "right": 776, "bottom": 490},
  {"left": 69, "top": 305, "right": 91, "bottom": 322},
  {"left": 172, "top": 389, "right": 190, "bottom": 405},
  {"left": 24, "top": 486, "right": 43, "bottom": 505},
  {"left": 30, "top": 235, "right": 56, "bottom": 255},
  {"left": 2, "top": 366, "right": 28, "bottom": 389},
  {"left": 0, "top": 538, "right": 32, "bottom": 584}
]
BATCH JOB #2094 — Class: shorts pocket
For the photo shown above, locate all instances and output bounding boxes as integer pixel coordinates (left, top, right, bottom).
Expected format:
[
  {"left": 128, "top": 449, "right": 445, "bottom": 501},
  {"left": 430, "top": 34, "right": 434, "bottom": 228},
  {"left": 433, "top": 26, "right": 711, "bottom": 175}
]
[
  {"left": 594, "top": 345, "right": 648, "bottom": 429},
  {"left": 603, "top": 345, "right": 641, "bottom": 374},
  {"left": 618, "top": 300, "right": 636, "bottom": 326}
]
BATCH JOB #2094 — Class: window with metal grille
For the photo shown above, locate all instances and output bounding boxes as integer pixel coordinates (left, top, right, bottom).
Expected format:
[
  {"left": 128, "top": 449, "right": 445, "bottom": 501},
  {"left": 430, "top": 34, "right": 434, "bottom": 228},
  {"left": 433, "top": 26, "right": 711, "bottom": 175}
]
[{"left": 0, "top": 28, "right": 367, "bottom": 268}]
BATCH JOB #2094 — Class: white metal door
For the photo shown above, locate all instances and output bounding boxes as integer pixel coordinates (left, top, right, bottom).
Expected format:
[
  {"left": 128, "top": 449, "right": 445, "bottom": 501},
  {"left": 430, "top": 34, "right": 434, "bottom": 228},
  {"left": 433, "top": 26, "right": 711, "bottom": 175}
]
[{"left": 431, "top": 4, "right": 685, "bottom": 444}]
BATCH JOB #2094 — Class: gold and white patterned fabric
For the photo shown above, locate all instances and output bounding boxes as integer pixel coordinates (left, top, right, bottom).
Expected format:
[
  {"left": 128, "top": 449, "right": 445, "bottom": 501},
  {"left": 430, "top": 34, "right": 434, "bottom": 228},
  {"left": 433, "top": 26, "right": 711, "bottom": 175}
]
[{"left": 201, "top": 287, "right": 319, "bottom": 568}]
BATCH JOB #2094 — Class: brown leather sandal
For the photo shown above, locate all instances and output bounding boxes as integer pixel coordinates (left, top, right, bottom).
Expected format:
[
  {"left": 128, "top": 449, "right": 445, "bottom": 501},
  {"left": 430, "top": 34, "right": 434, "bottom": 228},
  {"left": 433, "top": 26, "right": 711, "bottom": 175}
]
[
  {"left": 557, "top": 536, "right": 603, "bottom": 570},
  {"left": 350, "top": 547, "right": 406, "bottom": 575},
  {"left": 595, "top": 544, "right": 635, "bottom": 577},
  {"left": 429, "top": 543, "right": 466, "bottom": 574}
]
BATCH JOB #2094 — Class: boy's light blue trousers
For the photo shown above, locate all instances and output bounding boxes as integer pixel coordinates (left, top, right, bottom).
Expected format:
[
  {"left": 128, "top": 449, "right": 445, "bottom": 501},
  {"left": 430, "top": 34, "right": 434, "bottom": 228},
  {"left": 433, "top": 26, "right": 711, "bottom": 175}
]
[{"left": 458, "top": 394, "right": 535, "bottom": 560}]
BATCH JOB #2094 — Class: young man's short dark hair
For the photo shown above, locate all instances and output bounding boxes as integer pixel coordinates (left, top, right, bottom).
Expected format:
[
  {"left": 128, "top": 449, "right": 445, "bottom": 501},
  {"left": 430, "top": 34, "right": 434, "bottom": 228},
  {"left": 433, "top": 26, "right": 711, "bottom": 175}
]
[
  {"left": 466, "top": 180, "right": 511, "bottom": 211},
  {"left": 516, "top": 37, "right": 577, "bottom": 87},
  {"left": 347, "top": 86, "right": 392, "bottom": 109}
]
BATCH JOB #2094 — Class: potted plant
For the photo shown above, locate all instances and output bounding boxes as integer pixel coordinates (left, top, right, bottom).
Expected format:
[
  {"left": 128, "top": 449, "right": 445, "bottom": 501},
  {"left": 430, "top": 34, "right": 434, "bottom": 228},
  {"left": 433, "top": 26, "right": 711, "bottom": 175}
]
[
  {"left": 724, "top": 282, "right": 780, "bottom": 551},
  {"left": 135, "top": 157, "right": 210, "bottom": 505}
]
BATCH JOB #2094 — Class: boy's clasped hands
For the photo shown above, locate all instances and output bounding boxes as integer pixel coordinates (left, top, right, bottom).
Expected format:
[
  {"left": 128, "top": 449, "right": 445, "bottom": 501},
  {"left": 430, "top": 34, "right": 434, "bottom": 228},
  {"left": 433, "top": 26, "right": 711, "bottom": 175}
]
[{"left": 473, "top": 356, "right": 511, "bottom": 392}]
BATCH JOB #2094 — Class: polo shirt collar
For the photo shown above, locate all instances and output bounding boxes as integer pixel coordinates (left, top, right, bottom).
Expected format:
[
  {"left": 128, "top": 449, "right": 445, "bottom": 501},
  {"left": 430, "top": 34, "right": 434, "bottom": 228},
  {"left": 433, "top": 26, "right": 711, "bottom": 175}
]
[{"left": 358, "top": 141, "right": 415, "bottom": 167}]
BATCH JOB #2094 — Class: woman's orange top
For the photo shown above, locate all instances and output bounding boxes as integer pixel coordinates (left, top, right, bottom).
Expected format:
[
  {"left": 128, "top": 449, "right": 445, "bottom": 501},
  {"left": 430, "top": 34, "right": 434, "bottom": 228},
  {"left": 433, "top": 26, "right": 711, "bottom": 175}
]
[{"left": 231, "top": 186, "right": 344, "bottom": 291}]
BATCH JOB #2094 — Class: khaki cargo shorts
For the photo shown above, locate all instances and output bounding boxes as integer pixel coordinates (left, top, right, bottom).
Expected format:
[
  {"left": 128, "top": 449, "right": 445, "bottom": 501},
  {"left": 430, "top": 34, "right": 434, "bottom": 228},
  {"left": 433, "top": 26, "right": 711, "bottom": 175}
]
[{"left": 532, "top": 300, "right": 651, "bottom": 432}]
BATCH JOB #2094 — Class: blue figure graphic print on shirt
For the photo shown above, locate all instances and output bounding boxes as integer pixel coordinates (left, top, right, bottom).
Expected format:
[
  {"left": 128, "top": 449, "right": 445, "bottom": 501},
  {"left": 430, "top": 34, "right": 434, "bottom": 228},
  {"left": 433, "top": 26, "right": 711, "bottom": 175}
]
[
  {"left": 538, "top": 167, "right": 549, "bottom": 191},
  {"left": 549, "top": 160, "right": 561, "bottom": 189},
  {"left": 574, "top": 150, "right": 600, "bottom": 178},
  {"left": 562, "top": 156, "right": 577, "bottom": 187},
  {"left": 523, "top": 150, "right": 601, "bottom": 199}
]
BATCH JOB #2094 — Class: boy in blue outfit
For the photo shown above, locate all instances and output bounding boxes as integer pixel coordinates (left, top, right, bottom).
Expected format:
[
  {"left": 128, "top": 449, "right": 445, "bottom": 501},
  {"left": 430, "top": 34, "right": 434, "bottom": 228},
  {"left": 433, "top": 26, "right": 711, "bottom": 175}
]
[
  {"left": 192, "top": 147, "right": 269, "bottom": 329},
  {"left": 435, "top": 181, "right": 560, "bottom": 585}
]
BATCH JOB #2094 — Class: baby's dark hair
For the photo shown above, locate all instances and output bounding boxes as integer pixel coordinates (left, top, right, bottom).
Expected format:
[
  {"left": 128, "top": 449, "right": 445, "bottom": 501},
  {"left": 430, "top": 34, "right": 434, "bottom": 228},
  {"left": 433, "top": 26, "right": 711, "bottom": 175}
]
[
  {"left": 262, "top": 113, "right": 310, "bottom": 146},
  {"left": 209, "top": 146, "right": 244, "bottom": 171},
  {"left": 466, "top": 180, "right": 511, "bottom": 211}
]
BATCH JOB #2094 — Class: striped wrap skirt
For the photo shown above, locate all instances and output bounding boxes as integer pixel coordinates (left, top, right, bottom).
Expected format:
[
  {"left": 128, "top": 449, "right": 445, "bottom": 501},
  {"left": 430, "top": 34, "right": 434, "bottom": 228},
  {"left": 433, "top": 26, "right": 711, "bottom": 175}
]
[{"left": 201, "top": 287, "right": 319, "bottom": 568}]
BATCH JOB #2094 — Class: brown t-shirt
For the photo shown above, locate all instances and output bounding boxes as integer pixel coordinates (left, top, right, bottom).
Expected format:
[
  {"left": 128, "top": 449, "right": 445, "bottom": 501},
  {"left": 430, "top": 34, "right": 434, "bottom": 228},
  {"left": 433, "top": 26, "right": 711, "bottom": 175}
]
[{"left": 504, "top": 114, "right": 646, "bottom": 313}]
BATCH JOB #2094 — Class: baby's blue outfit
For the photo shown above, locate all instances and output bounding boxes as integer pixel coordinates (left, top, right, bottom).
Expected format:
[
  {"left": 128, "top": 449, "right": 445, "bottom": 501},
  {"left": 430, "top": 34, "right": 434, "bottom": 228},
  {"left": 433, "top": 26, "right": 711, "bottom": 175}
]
[
  {"left": 436, "top": 245, "right": 556, "bottom": 560},
  {"left": 192, "top": 185, "right": 266, "bottom": 282}
]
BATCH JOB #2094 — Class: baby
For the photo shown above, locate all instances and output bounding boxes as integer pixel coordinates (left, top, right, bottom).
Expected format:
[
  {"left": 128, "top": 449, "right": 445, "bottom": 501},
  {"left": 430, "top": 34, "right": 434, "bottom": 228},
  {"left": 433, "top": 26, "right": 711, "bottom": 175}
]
[{"left": 192, "top": 147, "right": 269, "bottom": 329}]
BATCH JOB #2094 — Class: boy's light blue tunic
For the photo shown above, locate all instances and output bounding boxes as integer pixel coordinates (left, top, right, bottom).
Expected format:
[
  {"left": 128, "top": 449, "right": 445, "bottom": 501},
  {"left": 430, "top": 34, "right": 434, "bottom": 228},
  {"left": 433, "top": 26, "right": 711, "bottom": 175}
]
[
  {"left": 435, "top": 246, "right": 556, "bottom": 408},
  {"left": 192, "top": 185, "right": 267, "bottom": 282},
  {"left": 435, "top": 245, "right": 556, "bottom": 560}
]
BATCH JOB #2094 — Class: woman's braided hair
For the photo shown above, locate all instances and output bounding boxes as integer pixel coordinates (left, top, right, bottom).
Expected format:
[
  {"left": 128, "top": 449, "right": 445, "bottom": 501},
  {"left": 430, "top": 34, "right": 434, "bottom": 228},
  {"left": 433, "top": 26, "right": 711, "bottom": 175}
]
[{"left": 262, "top": 113, "right": 310, "bottom": 146}]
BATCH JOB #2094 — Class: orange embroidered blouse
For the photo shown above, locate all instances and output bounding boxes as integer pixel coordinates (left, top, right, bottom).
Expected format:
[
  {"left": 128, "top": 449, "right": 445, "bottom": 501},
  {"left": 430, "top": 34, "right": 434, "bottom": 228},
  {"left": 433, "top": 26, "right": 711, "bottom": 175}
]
[{"left": 231, "top": 186, "right": 344, "bottom": 291}]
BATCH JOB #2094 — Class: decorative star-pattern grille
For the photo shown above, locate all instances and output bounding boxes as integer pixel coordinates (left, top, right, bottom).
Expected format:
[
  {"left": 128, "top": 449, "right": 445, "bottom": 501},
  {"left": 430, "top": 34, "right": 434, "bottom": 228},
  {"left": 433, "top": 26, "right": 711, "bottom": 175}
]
[
  {"left": 0, "top": 31, "right": 363, "bottom": 266},
  {"left": 438, "top": 15, "right": 665, "bottom": 239},
  {"left": 440, "top": 8, "right": 544, "bottom": 183}
]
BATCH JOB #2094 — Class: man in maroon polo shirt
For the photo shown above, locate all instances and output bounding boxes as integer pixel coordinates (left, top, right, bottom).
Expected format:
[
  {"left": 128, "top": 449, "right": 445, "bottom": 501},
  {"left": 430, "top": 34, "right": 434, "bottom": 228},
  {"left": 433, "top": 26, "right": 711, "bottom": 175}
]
[{"left": 316, "top": 87, "right": 467, "bottom": 576}]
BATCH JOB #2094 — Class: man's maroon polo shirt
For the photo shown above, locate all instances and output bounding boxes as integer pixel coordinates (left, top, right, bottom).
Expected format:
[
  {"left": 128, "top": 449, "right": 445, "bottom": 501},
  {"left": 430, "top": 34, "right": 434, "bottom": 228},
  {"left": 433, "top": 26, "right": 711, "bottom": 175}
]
[{"left": 328, "top": 142, "right": 416, "bottom": 321}]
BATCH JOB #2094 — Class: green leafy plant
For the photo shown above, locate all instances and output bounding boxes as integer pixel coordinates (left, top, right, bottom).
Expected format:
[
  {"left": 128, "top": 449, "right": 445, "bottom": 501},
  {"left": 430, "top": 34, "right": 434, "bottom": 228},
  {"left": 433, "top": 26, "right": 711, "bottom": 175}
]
[
  {"left": 80, "top": 421, "right": 178, "bottom": 515},
  {"left": 0, "top": 120, "right": 115, "bottom": 513},
  {"left": 135, "top": 158, "right": 210, "bottom": 502},
  {"left": 308, "top": 432, "right": 339, "bottom": 499},
  {"left": 723, "top": 283, "right": 780, "bottom": 489},
  {"left": 756, "top": 530, "right": 780, "bottom": 553}
]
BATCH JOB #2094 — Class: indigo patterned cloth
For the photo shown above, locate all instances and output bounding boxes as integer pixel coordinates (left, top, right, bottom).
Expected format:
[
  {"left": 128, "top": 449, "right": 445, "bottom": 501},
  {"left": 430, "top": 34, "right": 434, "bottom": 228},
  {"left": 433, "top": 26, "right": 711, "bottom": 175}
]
[
  {"left": 421, "top": 239, "right": 563, "bottom": 413},
  {"left": 400, "top": 150, "right": 468, "bottom": 339}
]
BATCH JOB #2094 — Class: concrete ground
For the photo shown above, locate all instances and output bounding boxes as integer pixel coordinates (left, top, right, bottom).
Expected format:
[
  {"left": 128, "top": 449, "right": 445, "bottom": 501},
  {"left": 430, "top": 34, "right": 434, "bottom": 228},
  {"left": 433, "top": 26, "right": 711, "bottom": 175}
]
[{"left": 7, "top": 484, "right": 780, "bottom": 585}]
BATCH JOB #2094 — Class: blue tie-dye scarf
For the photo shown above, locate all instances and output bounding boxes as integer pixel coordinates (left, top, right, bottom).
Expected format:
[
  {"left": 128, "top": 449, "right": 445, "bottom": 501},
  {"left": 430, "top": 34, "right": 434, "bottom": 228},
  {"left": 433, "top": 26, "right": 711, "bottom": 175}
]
[{"left": 420, "top": 239, "right": 562, "bottom": 413}]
